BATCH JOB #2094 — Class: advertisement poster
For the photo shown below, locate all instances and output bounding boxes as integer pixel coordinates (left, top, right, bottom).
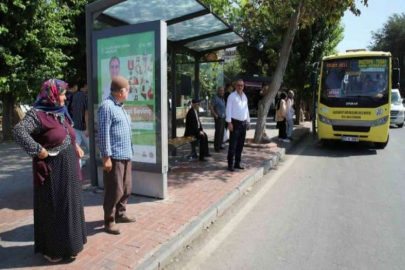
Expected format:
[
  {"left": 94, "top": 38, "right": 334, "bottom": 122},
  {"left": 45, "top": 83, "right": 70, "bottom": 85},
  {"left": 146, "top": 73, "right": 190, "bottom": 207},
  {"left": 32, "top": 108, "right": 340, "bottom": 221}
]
[{"left": 97, "top": 32, "right": 156, "bottom": 164}]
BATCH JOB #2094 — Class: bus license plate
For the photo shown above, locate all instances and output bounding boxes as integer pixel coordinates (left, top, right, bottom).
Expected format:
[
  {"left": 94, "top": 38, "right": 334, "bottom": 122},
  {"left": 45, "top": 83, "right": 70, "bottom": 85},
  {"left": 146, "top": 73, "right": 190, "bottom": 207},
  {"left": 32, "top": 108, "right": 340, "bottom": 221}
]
[{"left": 341, "top": 136, "right": 359, "bottom": 142}]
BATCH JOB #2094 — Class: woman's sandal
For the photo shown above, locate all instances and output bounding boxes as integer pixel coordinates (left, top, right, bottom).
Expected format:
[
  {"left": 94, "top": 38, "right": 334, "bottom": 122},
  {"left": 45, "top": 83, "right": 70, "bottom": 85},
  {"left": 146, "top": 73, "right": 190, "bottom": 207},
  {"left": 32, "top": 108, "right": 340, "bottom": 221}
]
[{"left": 44, "top": 255, "right": 63, "bottom": 263}]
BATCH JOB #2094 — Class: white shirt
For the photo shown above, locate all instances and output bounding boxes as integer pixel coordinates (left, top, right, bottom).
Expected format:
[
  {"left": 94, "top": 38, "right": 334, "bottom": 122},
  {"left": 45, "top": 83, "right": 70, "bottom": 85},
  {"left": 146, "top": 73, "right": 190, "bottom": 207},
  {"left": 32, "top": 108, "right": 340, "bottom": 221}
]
[
  {"left": 226, "top": 91, "right": 250, "bottom": 123},
  {"left": 286, "top": 98, "right": 294, "bottom": 120}
]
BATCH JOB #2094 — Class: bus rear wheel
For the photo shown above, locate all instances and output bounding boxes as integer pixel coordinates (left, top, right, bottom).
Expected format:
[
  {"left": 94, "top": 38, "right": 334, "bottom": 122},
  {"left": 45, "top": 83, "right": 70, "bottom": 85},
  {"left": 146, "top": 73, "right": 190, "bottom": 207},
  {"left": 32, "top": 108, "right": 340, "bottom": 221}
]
[{"left": 375, "top": 135, "right": 389, "bottom": 149}]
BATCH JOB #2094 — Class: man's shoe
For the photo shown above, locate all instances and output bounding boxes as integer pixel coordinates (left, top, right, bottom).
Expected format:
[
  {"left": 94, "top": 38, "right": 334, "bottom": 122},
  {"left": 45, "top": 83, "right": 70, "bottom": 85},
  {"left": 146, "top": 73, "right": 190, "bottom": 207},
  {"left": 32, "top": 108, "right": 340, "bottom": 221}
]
[
  {"left": 104, "top": 223, "right": 121, "bottom": 235},
  {"left": 234, "top": 164, "right": 245, "bottom": 170},
  {"left": 116, "top": 216, "right": 136, "bottom": 223},
  {"left": 228, "top": 165, "right": 234, "bottom": 172}
]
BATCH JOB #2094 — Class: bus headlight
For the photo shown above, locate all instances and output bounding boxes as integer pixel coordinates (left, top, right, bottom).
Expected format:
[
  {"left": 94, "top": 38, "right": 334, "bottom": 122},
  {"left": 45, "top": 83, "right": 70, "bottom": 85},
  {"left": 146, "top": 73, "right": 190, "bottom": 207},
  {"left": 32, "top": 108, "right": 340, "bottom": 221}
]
[
  {"left": 319, "top": 114, "right": 332, "bottom": 125},
  {"left": 371, "top": 116, "right": 389, "bottom": 127}
]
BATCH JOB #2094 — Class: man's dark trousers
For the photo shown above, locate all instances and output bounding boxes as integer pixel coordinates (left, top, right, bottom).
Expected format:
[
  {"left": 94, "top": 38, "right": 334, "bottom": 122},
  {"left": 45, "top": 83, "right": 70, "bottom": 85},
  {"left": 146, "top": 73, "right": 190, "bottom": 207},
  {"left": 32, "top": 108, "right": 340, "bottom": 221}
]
[
  {"left": 227, "top": 119, "right": 247, "bottom": 167},
  {"left": 214, "top": 117, "right": 226, "bottom": 151},
  {"left": 198, "top": 131, "right": 209, "bottom": 160},
  {"left": 103, "top": 159, "right": 132, "bottom": 225}
]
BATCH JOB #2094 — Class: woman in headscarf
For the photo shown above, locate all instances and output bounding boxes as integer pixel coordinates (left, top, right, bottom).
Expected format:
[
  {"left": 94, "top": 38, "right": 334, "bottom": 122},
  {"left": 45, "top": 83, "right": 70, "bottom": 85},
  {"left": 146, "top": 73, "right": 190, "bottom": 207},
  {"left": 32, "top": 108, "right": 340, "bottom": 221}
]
[
  {"left": 276, "top": 92, "right": 288, "bottom": 142},
  {"left": 13, "top": 79, "right": 87, "bottom": 262}
]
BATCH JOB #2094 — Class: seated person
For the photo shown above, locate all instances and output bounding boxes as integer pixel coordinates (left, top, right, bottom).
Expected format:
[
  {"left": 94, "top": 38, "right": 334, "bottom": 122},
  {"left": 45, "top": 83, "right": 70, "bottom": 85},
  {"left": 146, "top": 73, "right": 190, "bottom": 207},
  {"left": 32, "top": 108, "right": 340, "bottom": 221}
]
[
  {"left": 363, "top": 75, "right": 379, "bottom": 94},
  {"left": 184, "top": 98, "right": 211, "bottom": 161}
]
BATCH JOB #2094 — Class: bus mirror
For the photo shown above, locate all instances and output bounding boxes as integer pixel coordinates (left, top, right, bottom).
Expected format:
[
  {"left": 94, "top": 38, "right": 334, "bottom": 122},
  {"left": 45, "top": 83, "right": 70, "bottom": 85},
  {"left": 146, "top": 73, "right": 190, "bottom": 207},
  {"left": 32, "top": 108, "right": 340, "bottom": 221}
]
[
  {"left": 310, "top": 71, "right": 318, "bottom": 87},
  {"left": 392, "top": 68, "right": 400, "bottom": 89}
]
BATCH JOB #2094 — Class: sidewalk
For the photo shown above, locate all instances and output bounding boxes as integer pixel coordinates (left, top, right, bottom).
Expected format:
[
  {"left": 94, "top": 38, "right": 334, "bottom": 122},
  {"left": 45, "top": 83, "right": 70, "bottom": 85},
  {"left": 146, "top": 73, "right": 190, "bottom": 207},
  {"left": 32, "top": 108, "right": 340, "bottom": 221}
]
[{"left": 0, "top": 122, "right": 310, "bottom": 270}]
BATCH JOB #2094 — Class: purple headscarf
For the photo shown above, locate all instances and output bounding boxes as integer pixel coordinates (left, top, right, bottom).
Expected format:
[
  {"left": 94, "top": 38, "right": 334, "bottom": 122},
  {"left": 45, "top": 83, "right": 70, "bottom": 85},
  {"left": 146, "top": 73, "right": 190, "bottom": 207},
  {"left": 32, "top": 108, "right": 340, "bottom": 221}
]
[{"left": 34, "top": 79, "right": 73, "bottom": 123}]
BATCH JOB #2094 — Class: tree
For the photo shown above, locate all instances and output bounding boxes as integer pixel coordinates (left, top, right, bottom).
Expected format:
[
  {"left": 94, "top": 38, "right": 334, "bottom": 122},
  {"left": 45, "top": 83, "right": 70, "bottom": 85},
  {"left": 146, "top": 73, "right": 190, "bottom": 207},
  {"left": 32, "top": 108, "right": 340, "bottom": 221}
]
[
  {"left": 284, "top": 16, "right": 344, "bottom": 124},
  {"left": 0, "top": 0, "right": 78, "bottom": 140},
  {"left": 370, "top": 13, "right": 405, "bottom": 96}
]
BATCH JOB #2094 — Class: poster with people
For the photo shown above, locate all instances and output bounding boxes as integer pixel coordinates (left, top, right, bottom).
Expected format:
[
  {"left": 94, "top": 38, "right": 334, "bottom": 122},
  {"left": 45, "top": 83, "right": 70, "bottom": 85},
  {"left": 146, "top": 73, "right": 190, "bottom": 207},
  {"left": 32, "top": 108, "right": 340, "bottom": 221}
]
[{"left": 97, "top": 31, "right": 157, "bottom": 164}]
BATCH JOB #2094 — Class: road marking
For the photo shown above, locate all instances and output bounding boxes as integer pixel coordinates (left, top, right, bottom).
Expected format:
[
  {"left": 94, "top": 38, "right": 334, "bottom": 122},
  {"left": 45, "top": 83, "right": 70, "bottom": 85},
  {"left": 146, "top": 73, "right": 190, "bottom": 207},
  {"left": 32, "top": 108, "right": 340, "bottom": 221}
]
[{"left": 181, "top": 138, "right": 310, "bottom": 270}]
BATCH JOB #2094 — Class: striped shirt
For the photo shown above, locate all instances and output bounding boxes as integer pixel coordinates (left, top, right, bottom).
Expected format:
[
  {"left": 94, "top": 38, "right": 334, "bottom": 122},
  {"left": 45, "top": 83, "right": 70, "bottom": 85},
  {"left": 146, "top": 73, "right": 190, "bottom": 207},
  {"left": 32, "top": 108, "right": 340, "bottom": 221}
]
[
  {"left": 98, "top": 95, "right": 133, "bottom": 160},
  {"left": 71, "top": 91, "right": 88, "bottom": 131}
]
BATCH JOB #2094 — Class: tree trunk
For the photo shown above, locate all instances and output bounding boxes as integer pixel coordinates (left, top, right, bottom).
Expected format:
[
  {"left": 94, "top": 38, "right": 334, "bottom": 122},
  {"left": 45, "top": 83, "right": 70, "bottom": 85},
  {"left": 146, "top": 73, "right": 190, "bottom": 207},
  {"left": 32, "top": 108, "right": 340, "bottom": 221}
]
[
  {"left": 2, "top": 93, "right": 15, "bottom": 141},
  {"left": 253, "top": 0, "right": 304, "bottom": 143}
]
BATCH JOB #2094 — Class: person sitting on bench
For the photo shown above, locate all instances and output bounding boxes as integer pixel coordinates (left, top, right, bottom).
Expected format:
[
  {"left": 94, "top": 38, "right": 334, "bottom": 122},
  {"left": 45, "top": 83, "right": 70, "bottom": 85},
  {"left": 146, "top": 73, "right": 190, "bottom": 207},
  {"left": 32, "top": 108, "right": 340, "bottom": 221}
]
[{"left": 184, "top": 98, "right": 211, "bottom": 161}]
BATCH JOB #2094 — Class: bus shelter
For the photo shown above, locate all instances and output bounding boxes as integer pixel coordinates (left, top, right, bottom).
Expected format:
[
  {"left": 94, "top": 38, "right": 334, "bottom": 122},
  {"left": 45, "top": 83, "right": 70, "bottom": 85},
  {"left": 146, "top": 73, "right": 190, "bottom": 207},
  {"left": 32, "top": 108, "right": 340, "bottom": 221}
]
[{"left": 85, "top": 0, "right": 245, "bottom": 199}]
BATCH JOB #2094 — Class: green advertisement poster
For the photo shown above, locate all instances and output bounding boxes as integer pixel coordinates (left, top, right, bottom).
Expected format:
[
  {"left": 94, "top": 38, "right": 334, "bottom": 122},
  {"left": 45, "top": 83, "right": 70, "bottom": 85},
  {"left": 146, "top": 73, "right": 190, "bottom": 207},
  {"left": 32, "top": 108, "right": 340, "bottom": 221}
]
[{"left": 97, "top": 32, "right": 157, "bottom": 164}]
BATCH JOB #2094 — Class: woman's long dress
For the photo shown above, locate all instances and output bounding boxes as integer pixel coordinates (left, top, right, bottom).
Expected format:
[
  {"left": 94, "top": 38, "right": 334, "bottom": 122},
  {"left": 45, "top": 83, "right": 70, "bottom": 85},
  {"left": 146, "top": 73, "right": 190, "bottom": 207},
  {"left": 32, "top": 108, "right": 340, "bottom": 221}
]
[{"left": 13, "top": 109, "right": 87, "bottom": 258}]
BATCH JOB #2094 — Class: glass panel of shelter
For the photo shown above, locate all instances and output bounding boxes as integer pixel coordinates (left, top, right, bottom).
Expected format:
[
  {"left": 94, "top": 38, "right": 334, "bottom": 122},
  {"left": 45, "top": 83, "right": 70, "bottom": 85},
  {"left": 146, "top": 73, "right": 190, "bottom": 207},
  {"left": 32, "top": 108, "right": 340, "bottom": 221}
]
[
  {"left": 103, "top": 0, "right": 205, "bottom": 25},
  {"left": 185, "top": 32, "right": 244, "bottom": 52},
  {"left": 167, "top": 14, "right": 228, "bottom": 41}
]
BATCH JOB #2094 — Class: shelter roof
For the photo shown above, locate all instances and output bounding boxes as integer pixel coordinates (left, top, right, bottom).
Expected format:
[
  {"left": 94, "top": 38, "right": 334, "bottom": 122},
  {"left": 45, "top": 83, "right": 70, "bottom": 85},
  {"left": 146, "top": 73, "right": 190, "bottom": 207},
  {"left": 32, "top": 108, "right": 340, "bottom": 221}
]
[{"left": 89, "top": 0, "right": 245, "bottom": 54}]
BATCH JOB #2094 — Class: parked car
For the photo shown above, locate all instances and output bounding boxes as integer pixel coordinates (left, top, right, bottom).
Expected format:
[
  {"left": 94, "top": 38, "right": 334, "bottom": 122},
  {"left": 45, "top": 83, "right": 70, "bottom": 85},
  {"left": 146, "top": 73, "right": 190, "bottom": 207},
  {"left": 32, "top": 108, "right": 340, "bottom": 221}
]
[{"left": 390, "top": 89, "right": 404, "bottom": 128}]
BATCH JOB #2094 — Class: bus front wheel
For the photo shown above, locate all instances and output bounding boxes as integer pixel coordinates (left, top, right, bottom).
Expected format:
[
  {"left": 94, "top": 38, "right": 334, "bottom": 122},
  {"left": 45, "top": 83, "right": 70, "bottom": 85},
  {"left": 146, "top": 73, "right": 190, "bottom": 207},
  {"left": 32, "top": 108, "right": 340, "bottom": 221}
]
[{"left": 375, "top": 135, "right": 389, "bottom": 149}]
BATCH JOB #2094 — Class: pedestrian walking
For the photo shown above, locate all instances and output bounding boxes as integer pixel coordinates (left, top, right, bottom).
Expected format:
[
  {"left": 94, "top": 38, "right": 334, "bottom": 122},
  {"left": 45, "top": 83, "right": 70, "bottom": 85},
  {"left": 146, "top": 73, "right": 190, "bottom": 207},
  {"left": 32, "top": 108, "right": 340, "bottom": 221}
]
[
  {"left": 72, "top": 82, "right": 89, "bottom": 167},
  {"left": 210, "top": 86, "right": 226, "bottom": 152},
  {"left": 226, "top": 79, "right": 250, "bottom": 172},
  {"left": 98, "top": 76, "right": 136, "bottom": 235},
  {"left": 276, "top": 92, "right": 288, "bottom": 142},
  {"left": 286, "top": 90, "right": 295, "bottom": 141},
  {"left": 13, "top": 79, "right": 87, "bottom": 263}
]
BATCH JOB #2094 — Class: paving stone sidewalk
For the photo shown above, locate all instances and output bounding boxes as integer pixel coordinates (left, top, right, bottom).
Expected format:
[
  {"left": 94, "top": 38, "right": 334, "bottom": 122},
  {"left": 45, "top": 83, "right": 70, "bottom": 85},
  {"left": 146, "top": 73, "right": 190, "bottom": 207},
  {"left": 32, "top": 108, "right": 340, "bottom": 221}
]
[{"left": 0, "top": 122, "right": 310, "bottom": 269}]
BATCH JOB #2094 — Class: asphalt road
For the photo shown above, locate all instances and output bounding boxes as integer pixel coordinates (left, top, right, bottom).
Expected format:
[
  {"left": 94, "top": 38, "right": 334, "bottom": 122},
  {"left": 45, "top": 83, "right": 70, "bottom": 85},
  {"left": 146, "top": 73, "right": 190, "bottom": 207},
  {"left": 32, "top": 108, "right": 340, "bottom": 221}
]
[{"left": 165, "top": 126, "right": 405, "bottom": 270}]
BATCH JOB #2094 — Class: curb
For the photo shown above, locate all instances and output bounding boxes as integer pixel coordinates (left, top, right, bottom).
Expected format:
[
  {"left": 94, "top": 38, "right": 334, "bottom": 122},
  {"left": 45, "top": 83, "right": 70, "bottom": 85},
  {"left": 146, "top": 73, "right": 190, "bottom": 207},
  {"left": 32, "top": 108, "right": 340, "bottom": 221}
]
[{"left": 136, "top": 127, "right": 309, "bottom": 270}]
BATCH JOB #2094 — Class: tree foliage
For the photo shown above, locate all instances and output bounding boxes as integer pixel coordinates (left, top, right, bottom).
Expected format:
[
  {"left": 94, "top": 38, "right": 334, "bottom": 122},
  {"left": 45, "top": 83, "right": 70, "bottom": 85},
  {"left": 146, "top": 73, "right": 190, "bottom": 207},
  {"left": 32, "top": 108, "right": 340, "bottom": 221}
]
[
  {"left": 0, "top": 0, "right": 83, "bottom": 139},
  {"left": 370, "top": 13, "right": 405, "bottom": 95}
]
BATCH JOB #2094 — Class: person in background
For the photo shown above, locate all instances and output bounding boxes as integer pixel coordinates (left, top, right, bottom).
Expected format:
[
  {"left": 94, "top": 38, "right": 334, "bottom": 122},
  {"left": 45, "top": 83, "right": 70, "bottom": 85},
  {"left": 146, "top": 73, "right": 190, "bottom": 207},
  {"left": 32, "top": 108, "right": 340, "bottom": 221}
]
[
  {"left": 66, "top": 82, "right": 78, "bottom": 118},
  {"left": 72, "top": 82, "right": 89, "bottom": 167},
  {"left": 224, "top": 83, "right": 234, "bottom": 106},
  {"left": 226, "top": 79, "right": 250, "bottom": 172},
  {"left": 184, "top": 98, "right": 211, "bottom": 161},
  {"left": 286, "top": 90, "right": 295, "bottom": 142},
  {"left": 223, "top": 83, "right": 234, "bottom": 146},
  {"left": 98, "top": 76, "right": 136, "bottom": 235},
  {"left": 276, "top": 92, "right": 288, "bottom": 142},
  {"left": 13, "top": 79, "right": 87, "bottom": 263},
  {"left": 210, "top": 86, "right": 226, "bottom": 152}
]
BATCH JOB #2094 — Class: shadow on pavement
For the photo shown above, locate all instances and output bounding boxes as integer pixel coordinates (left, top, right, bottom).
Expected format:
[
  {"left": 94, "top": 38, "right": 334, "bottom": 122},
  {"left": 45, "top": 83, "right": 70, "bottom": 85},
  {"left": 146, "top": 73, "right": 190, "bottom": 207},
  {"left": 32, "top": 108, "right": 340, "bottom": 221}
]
[{"left": 297, "top": 135, "right": 378, "bottom": 158}]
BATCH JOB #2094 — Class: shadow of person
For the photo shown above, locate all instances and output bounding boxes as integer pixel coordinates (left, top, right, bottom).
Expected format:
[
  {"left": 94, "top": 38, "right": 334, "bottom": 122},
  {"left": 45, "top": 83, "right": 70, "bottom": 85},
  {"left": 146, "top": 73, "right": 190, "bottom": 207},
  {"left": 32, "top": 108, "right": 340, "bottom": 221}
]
[{"left": 85, "top": 220, "right": 105, "bottom": 236}]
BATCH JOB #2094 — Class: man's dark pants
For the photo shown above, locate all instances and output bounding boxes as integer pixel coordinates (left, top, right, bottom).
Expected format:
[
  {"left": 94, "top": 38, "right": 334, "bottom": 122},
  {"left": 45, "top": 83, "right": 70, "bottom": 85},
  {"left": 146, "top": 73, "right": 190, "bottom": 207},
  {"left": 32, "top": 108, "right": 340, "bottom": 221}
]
[
  {"left": 103, "top": 159, "right": 132, "bottom": 225},
  {"left": 214, "top": 117, "right": 226, "bottom": 151},
  {"left": 198, "top": 131, "right": 209, "bottom": 159},
  {"left": 227, "top": 119, "right": 247, "bottom": 167}
]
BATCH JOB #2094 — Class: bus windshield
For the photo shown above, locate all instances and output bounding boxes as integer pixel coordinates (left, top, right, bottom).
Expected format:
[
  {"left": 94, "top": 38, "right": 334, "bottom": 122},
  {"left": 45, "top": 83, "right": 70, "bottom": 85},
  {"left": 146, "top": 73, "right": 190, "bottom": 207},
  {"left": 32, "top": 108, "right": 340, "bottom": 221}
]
[{"left": 320, "top": 57, "right": 389, "bottom": 107}]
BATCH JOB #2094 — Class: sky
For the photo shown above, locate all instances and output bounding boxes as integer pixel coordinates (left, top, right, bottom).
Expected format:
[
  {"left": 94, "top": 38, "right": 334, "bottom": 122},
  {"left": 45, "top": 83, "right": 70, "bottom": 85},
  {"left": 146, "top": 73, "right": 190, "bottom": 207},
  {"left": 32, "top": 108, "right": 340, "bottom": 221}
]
[{"left": 336, "top": 0, "right": 405, "bottom": 53}]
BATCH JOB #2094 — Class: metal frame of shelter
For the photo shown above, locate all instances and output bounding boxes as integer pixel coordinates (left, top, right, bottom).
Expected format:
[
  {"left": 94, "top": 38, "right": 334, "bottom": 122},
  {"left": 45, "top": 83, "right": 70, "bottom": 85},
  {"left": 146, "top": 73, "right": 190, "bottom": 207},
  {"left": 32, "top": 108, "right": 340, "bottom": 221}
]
[{"left": 86, "top": 0, "right": 245, "bottom": 187}]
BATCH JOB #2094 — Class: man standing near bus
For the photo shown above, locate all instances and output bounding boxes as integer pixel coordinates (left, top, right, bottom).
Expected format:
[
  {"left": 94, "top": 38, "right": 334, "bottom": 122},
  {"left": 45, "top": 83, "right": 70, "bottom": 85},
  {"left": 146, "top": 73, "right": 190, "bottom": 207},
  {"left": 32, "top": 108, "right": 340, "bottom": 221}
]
[{"left": 226, "top": 79, "right": 250, "bottom": 172}]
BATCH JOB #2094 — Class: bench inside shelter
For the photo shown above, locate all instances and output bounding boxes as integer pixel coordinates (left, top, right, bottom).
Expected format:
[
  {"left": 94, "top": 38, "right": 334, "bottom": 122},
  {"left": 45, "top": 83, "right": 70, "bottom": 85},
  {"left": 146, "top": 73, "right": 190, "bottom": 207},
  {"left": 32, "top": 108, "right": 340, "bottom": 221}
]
[{"left": 168, "top": 136, "right": 197, "bottom": 156}]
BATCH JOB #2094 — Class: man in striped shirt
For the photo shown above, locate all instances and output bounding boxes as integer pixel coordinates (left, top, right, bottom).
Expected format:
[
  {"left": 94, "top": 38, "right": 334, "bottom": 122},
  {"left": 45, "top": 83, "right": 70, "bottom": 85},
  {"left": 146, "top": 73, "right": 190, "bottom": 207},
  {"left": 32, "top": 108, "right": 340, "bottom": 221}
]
[
  {"left": 71, "top": 82, "right": 89, "bottom": 167},
  {"left": 98, "top": 76, "right": 136, "bottom": 235}
]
